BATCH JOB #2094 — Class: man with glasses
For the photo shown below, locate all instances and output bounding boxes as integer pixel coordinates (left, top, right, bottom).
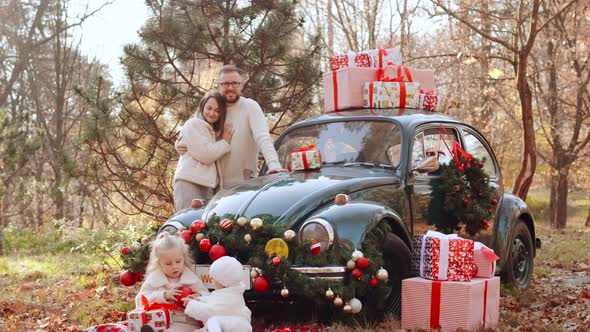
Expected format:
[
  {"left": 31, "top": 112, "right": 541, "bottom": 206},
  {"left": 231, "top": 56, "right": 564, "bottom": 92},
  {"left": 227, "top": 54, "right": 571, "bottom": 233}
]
[{"left": 177, "top": 65, "right": 283, "bottom": 189}]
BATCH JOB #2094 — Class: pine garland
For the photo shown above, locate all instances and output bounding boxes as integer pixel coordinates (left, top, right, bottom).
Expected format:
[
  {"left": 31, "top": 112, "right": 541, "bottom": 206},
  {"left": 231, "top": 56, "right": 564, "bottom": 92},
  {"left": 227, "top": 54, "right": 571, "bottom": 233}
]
[{"left": 427, "top": 154, "right": 497, "bottom": 235}]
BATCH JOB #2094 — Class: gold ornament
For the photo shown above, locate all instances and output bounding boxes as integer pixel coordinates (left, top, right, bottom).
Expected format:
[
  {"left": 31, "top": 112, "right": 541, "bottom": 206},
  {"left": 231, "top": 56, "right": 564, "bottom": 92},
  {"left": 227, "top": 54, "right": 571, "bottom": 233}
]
[
  {"left": 250, "top": 218, "right": 263, "bottom": 230},
  {"left": 244, "top": 234, "right": 252, "bottom": 244},
  {"left": 377, "top": 267, "right": 389, "bottom": 281},
  {"left": 349, "top": 298, "right": 362, "bottom": 313},
  {"left": 333, "top": 296, "right": 343, "bottom": 307},
  {"left": 346, "top": 260, "right": 356, "bottom": 270},
  {"left": 343, "top": 304, "right": 352, "bottom": 313},
  {"left": 195, "top": 233, "right": 205, "bottom": 241},
  {"left": 351, "top": 250, "right": 364, "bottom": 261},
  {"left": 325, "top": 288, "right": 334, "bottom": 300},
  {"left": 264, "top": 238, "right": 289, "bottom": 258},
  {"left": 283, "top": 230, "right": 296, "bottom": 242},
  {"left": 281, "top": 287, "right": 289, "bottom": 298},
  {"left": 237, "top": 217, "right": 249, "bottom": 227}
]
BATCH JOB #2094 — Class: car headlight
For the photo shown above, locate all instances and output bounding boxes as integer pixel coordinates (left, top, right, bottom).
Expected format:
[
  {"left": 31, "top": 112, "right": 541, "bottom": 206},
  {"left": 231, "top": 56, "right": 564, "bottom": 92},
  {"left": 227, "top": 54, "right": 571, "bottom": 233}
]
[{"left": 298, "top": 218, "right": 335, "bottom": 251}]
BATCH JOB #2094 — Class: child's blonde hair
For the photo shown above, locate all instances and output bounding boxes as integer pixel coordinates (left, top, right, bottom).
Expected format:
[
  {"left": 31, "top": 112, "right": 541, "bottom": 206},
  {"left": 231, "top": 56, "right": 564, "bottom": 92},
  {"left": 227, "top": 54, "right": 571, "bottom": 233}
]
[{"left": 146, "top": 232, "right": 194, "bottom": 275}]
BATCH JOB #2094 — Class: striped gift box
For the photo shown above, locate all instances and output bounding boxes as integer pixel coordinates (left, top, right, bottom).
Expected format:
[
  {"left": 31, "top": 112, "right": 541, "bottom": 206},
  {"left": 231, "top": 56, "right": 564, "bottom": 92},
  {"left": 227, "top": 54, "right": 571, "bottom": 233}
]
[
  {"left": 402, "top": 277, "right": 500, "bottom": 332},
  {"left": 473, "top": 242, "right": 499, "bottom": 278}
]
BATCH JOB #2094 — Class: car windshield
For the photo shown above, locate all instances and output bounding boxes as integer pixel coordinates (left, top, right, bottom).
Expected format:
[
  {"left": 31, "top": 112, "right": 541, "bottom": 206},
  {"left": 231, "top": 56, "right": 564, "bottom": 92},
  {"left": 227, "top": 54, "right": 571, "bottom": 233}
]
[{"left": 276, "top": 120, "right": 402, "bottom": 169}]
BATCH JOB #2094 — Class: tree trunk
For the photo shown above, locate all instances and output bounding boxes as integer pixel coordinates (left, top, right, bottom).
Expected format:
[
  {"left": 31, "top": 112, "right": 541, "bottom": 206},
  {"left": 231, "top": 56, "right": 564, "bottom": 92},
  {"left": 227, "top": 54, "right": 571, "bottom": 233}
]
[
  {"left": 327, "top": 0, "right": 333, "bottom": 55},
  {"left": 550, "top": 168, "right": 569, "bottom": 228},
  {"left": 586, "top": 206, "right": 590, "bottom": 227},
  {"left": 512, "top": 52, "right": 537, "bottom": 201}
]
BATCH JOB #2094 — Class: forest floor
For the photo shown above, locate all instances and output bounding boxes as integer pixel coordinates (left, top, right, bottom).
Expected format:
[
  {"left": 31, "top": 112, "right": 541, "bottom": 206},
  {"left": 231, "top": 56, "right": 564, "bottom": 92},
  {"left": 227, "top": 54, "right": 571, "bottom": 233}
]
[{"left": 1, "top": 193, "right": 589, "bottom": 331}]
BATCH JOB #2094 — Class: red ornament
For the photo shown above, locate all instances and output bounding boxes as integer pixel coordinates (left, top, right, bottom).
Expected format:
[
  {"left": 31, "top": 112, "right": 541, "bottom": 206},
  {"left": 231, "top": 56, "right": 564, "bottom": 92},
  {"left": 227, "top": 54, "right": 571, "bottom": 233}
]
[
  {"left": 478, "top": 192, "right": 483, "bottom": 197},
  {"left": 352, "top": 268, "right": 363, "bottom": 279},
  {"left": 370, "top": 277, "right": 378, "bottom": 287},
  {"left": 482, "top": 219, "right": 490, "bottom": 229},
  {"left": 463, "top": 199, "right": 469, "bottom": 205},
  {"left": 191, "top": 220, "right": 207, "bottom": 233},
  {"left": 458, "top": 166, "right": 464, "bottom": 171},
  {"left": 356, "top": 257, "right": 369, "bottom": 269},
  {"left": 272, "top": 256, "right": 281, "bottom": 266},
  {"left": 220, "top": 218, "right": 233, "bottom": 233},
  {"left": 120, "top": 270, "right": 136, "bottom": 286},
  {"left": 120, "top": 247, "right": 129, "bottom": 256},
  {"left": 180, "top": 230, "right": 193, "bottom": 244},
  {"left": 466, "top": 162, "right": 472, "bottom": 168},
  {"left": 134, "top": 271, "right": 144, "bottom": 282},
  {"left": 466, "top": 194, "right": 471, "bottom": 199},
  {"left": 492, "top": 199, "right": 498, "bottom": 205},
  {"left": 479, "top": 162, "right": 484, "bottom": 168},
  {"left": 253, "top": 276, "right": 270, "bottom": 293},
  {"left": 488, "top": 208, "right": 493, "bottom": 214},
  {"left": 310, "top": 239, "right": 321, "bottom": 256},
  {"left": 199, "top": 238, "right": 212, "bottom": 252},
  {"left": 174, "top": 285, "right": 195, "bottom": 308},
  {"left": 209, "top": 244, "right": 226, "bottom": 261}
]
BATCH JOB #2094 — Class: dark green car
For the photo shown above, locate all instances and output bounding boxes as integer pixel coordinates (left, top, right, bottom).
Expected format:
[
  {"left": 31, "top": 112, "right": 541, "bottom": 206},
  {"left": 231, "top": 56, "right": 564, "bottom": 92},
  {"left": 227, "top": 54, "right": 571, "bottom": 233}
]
[{"left": 160, "top": 108, "right": 539, "bottom": 313}]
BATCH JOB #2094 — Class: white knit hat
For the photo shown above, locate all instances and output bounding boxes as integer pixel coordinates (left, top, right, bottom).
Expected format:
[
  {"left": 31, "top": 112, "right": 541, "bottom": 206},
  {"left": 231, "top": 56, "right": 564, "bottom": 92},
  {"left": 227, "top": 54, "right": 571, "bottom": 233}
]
[{"left": 209, "top": 256, "right": 244, "bottom": 287}]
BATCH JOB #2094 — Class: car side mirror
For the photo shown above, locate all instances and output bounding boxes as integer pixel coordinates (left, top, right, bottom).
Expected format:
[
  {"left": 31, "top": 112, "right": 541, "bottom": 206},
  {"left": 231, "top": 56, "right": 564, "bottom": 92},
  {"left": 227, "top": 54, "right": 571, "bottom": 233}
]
[{"left": 412, "top": 156, "right": 440, "bottom": 173}]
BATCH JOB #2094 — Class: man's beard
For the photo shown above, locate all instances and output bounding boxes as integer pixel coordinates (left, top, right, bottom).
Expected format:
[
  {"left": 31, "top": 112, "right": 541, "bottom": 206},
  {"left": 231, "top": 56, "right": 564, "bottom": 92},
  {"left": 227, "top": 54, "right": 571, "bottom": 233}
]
[{"left": 223, "top": 94, "right": 240, "bottom": 104}]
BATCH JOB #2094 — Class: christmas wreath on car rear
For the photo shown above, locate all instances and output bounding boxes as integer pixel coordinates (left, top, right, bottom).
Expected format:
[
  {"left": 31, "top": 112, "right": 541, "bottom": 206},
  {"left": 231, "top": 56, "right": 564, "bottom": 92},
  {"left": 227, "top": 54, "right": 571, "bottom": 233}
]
[{"left": 119, "top": 215, "right": 394, "bottom": 318}]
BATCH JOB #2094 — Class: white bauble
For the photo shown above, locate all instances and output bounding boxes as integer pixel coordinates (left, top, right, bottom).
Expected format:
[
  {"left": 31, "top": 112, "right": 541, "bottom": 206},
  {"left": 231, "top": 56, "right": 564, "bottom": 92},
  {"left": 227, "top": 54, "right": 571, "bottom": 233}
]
[
  {"left": 351, "top": 250, "right": 364, "bottom": 261},
  {"left": 237, "top": 217, "right": 249, "bottom": 227},
  {"left": 349, "top": 298, "right": 362, "bottom": 313}
]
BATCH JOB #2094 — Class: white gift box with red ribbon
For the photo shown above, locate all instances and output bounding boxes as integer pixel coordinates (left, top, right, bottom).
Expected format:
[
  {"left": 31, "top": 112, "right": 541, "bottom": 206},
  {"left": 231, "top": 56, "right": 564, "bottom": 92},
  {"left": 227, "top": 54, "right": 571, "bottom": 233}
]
[
  {"left": 288, "top": 145, "right": 321, "bottom": 171},
  {"left": 127, "top": 295, "right": 175, "bottom": 332},
  {"left": 363, "top": 81, "right": 421, "bottom": 109}
]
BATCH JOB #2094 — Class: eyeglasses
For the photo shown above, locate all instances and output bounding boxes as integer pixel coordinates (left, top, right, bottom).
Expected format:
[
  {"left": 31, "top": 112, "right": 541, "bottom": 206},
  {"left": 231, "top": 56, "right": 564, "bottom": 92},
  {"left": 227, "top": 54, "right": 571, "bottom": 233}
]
[{"left": 218, "top": 81, "right": 242, "bottom": 88}]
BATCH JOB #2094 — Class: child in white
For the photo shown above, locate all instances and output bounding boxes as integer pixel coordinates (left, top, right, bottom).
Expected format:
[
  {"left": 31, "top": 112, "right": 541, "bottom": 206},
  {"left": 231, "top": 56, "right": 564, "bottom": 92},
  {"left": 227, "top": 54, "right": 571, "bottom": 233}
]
[
  {"left": 184, "top": 256, "right": 252, "bottom": 332},
  {"left": 136, "top": 232, "right": 210, "bottom": 332},
  {"left": 173, "top": 92, "right": 233, "bottom": 210}
]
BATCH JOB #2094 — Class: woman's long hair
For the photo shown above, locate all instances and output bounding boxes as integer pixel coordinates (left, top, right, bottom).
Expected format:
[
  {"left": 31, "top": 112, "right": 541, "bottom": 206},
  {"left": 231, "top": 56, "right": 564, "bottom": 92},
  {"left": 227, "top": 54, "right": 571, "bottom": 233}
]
[
  {"left": 145, "top": 232, "right": 195, "bottom": 275},
  {"left": 198, "top": 91, "right": 227, "bottom": 138}
]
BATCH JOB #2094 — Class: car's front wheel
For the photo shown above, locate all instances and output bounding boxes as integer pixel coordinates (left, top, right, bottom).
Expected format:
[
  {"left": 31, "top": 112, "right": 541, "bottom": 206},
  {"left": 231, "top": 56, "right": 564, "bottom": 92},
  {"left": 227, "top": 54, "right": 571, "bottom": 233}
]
[
  {"left": 380, "top": 232, "right": 411, "bottom": 316},
  {"left": 503, "top": 220, "right": 534, "bottom": 289}
]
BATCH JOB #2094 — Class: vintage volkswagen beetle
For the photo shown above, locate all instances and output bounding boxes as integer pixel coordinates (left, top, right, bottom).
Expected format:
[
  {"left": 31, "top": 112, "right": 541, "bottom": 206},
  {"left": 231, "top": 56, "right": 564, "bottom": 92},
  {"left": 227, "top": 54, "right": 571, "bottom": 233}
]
[{"left": 160, "top": 108, "right": 539, "bottom": 313}]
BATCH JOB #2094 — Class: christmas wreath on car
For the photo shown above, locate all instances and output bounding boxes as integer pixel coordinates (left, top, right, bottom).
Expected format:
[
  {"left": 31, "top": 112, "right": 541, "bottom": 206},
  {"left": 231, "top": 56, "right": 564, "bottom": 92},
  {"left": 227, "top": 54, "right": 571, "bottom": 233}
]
[{"left": 119, "top": 215, "right": 394, "bottom": 317}]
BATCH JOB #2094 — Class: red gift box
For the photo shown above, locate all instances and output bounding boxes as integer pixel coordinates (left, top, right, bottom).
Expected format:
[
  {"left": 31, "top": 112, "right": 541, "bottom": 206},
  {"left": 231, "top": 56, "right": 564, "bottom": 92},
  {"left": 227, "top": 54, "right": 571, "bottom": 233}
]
[
  {"left": 414, "top": 231, "right": 476, "bottom": 282},
  {"left": 419, "top": 90, "right": 438, "bottom": 111},
  {"left": 402, "top": 277, "right": 500, "bottom": 332}
]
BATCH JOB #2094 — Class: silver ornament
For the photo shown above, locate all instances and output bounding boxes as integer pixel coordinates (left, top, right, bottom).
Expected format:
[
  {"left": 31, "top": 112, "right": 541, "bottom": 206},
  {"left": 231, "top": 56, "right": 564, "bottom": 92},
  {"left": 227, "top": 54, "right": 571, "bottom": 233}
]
[
  {"left": 281, "top": 287, "right": 289, "bottom": 298},
  {"left": 250, "top": 268, "right": 259, "bottom": 278},
  {"left": 244, "top": 234, "right": 252, "bottom": 244},
  {"left": 349, "top": 297, "right": 362, "bottom": 313},
  {"left": 325, "top": 287, "right": 334, "bottom": 299},
  {"left": 237, "top": 217, "right": 249, "bottom": 227},
  {"left": 250, "top": 218, "right": 263, "bottom": 230},
  {"left": 377, "top": 267, "right": 389, "bottom": 281},
  {"left": 343, "top": 304, "right": 352, "bottom": 313},
  {"left": 333, "top": 296, "right": 343, "bottom": 307},
  {"left": 346, "top": 260, "right": 356, "bottom": 270},
  {"left": 195, "top": 233, "right": 205, "bottom": 241},
  {"left": 351, "top": 250, "right": 364, "bottom": 261},
  {"left": 284, "top": 230, "right": 296, "bottom": 242}
]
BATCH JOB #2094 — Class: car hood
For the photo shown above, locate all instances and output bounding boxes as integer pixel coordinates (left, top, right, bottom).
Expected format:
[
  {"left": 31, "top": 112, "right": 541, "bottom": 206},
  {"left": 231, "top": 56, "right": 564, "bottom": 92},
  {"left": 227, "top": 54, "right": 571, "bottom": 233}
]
[{"left": 201, "top": 166, "right": 399, "bottom": 227}]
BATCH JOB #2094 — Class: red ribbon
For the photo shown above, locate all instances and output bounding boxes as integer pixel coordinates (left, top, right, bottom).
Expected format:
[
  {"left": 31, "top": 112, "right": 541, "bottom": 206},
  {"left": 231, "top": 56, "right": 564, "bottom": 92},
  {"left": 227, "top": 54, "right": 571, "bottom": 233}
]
[
  {"left": 437, "top": 123, "right": 473, "bottom": 168},
  {"left": 378, "top": 48, "right": 388, "bottom": 68},
  {"left": 332, "top": 70, "right": 339, "bottom": 111},
  {"left": 420, "top": 89, "right": 435, "bottom": 95},
  {"left": 430, "top": 281, "right": 442, "bottom": 329},
  {"left": 140, "top": 295, "right": 178, "bottom": 329},
  {"left": 377, "top": 62, "right": 414, "bottom": 83},
  {"left": 483, "top": 280, "right": 488, "bottom": 328},
  {"left": 368, "top": 82, "right": 374, "bottom": 108}
]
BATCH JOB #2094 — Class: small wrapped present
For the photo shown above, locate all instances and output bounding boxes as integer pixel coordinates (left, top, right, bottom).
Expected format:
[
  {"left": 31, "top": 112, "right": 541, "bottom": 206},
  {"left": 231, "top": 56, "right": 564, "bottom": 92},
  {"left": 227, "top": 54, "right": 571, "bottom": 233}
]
[
  {"left": 419, "top": 90, "right": 438, "bottom": 111},
  {"left": 323, "top": 67, "right": 378, "bottom": 111},
  {"left": 329, "top": 51, "right": 373, "bottom": 71},
  {"left": 473, "top": 242, "right": 499, "bottom": 278},
  {"left": 127, "top": 295, "right": 176, "bottom": 332},
  {"left": 363, "top": 81, "right": 421, "bottom": 109},
  {"left": 376, "top": 63, "right": 436, "bottom": 91},
  {"left": 411, "top": 231, "right": 476, "bottom": 281},
  {"left": 288, "top": 145, "right": 321, "bottom": 171},
  {"left": 365, "top": 48, "right": 403, "bottom": 69},
  {"left": 402, "top": 277, "right": 500, "bottom": 332}
]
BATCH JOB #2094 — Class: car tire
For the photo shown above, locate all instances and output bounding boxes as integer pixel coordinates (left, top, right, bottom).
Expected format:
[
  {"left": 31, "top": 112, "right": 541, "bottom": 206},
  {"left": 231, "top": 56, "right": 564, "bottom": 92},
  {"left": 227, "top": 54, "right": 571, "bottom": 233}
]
[
  {"left": 381, "top": 232, "right": 411, "bottom": 317},
  {"left": 502, "top": 220, "right": 534, "bottom": 289}
]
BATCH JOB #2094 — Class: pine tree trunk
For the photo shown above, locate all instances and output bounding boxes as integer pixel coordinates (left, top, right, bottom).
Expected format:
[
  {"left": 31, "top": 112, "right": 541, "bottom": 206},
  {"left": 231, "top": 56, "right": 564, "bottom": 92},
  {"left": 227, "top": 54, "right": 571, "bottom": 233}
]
[
  {"left": 586, "top": 207, "right": 590, "bottom": 227},
  {"left": 550, "top": 169, "right": 569, "bottom": 229}
]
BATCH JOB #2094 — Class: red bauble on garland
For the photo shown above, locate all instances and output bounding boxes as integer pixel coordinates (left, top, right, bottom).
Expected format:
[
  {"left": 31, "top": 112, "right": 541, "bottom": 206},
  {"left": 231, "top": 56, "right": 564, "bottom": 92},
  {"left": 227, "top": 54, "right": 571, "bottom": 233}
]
[
  {"left": 491, "top": 199, "right": 498, "bottom": 205},
  {"left": 180, "top": 230, "right": 193, "bottom": 244},
  {"left": 253, "top": 276, "right": 270, "bottom": 293},
  {"left": 209, "top": 244, "right": 226, "bottom": 261},
  {"left": 356, "top": 257, "right": 369, "bottom": 269},
  {"left": 370, "top": 277, "right": 378, "bottom": 287},
  {"left": 199, "top": 238, "right": 212, "bottom": 252},
  {"left": 272, "top": 256, "right": 281, "bottom": 266},
  {"left": 220, "top": 219, "right": 233, "bottom": 233},
  {"left": 120, "top": 247, "right": 129, "bottom": 256},
  {"left": 135, "top": 271, "right": 144, "bottom": 282},
  {"left": 351, "top": 268, "right": 363, "bottom": 279},
  {"left": 191, "top": 220, "right": 207, "bottom": 233},
  {"left": 120, "top": 270, "right": 136, "bottom": 286}
]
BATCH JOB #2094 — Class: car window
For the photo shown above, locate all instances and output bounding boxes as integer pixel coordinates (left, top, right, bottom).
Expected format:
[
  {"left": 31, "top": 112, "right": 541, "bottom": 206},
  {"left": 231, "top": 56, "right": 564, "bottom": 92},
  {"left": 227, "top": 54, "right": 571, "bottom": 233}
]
[
  {"left": 275, "top": 121, "right": 402, "bottom": 169},
  {"left": 412, "top": 127, "right": 459, "bottom": 175},
  {"left": 463, "top": 130, "right": 498, "bottom": 177}
]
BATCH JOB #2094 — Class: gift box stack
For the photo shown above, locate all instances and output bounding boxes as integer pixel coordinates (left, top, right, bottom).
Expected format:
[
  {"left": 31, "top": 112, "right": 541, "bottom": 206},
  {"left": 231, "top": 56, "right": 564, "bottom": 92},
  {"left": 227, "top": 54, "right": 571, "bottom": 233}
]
[
  {"left": 403, "top": 230, "right": 500, "bottom": 332},
  {"left": 323, "top": 48, "right": 439, "bottom": 112}
]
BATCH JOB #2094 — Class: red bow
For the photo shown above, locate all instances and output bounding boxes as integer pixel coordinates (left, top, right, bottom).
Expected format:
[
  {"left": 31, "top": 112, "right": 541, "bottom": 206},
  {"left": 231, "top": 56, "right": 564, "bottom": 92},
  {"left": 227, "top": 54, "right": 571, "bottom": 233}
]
[
  {"left": 140, "top": 295, "right": 178, "bottom": 328},
  {"left": 420, "top": 89, "right": 435, "bottom": 95}
]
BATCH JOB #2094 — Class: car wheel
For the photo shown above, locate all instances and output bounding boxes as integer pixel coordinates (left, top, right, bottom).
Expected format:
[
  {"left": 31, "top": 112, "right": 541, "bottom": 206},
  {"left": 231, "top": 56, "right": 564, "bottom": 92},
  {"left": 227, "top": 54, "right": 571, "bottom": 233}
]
[
  {"left": 381, "top": 232, "right": 411, "bottom": 316},
  {"left": 503, "top": 220, "right": 534, "bottom": 289}
]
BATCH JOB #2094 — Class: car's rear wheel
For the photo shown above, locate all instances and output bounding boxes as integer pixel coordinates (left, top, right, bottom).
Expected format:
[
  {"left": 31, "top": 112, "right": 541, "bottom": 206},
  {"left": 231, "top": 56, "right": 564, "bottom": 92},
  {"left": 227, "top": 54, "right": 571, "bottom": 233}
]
[
  {"left": 502, "top": 220, "right": 534, "bottom": 289},
  {"left": 380, "top": 232, "right": 411, "bottom": 316}
]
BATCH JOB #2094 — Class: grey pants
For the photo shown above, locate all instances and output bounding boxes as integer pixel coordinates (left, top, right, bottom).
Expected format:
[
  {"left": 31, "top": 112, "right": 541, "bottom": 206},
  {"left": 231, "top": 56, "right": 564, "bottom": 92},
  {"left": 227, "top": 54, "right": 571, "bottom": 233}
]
[{"left": 174, "top": 180, "right": 214, "bottom": 211}]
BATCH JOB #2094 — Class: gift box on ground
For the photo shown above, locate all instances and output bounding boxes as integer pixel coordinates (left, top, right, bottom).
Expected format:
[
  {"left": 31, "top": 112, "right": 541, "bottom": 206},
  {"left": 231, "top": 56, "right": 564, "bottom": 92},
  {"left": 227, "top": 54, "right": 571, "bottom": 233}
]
[
  {"left": 402, "top": 277, "right": 500, "bottom": 332},
  {"left": 473, "top": 242, "right": 499, "bottom": 278},
  {"left": 288, "top": 145, "right": 321, "bottom": 171},
  {"left": 127, "top": 296, "right": 175, "bottom": 332},
  {"left": 411, "top": 231, "right": 476, "bottom": 282},
  {"left": 329, "top": 51, "right": 373, "bottom": 71},
  {"left": 419, "top": 90, "right": 438, "bottom": 111},
  {"left": 323, "top": 67, "right": 378, "bottom": 111},
  {"left": 363, "top": 81, "right": 421, "bottom": 109}
]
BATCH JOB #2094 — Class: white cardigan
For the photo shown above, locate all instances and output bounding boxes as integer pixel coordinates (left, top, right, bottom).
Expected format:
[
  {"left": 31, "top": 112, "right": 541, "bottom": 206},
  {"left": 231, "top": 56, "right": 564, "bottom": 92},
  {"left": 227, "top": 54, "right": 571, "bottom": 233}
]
[
  {"left": 174, "top": 116, "right": 230, "bottom": 188},
  {"left": 185, "top": 285, "right": 252, "bottom": 332}
]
